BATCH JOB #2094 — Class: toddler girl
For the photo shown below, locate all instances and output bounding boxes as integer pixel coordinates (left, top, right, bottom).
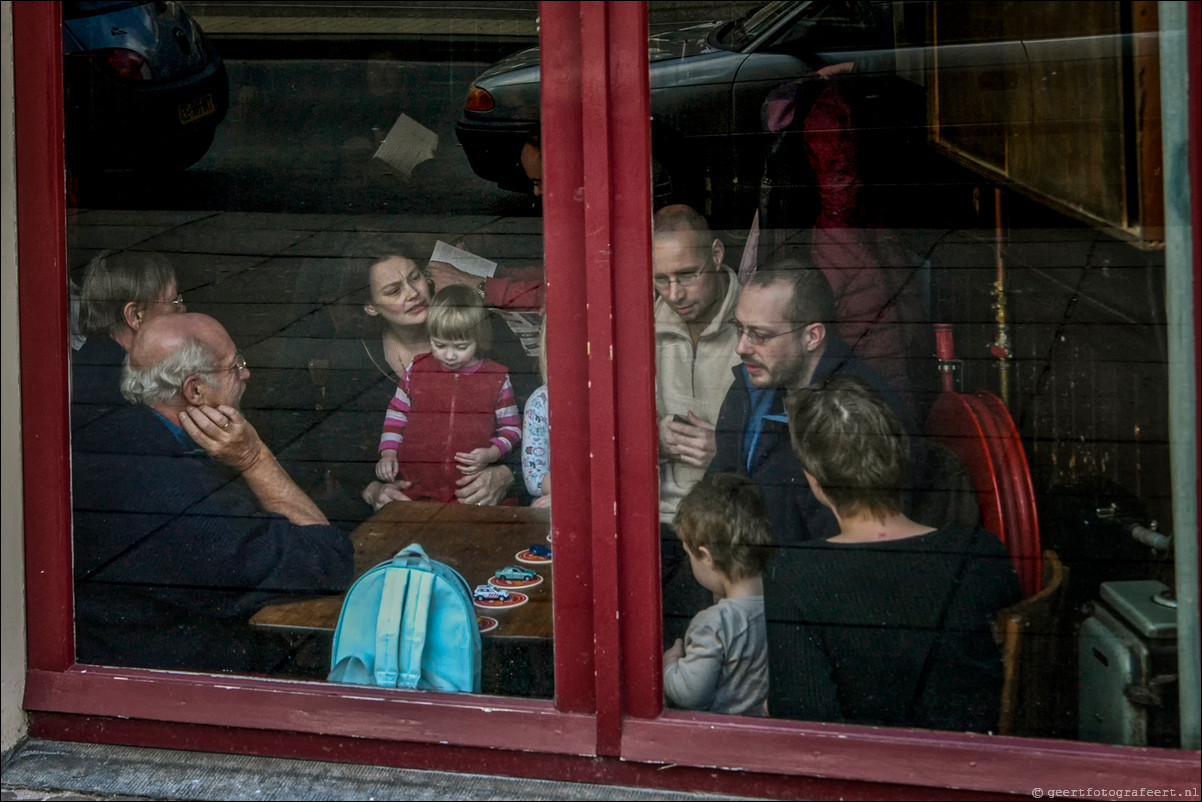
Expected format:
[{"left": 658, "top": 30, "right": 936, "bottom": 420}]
[
  {"left": 663, "top": 473, "right": 773, "bottom": 716},
  {"left": 376, "top": 285, "right": 521, "bottom": 503}
]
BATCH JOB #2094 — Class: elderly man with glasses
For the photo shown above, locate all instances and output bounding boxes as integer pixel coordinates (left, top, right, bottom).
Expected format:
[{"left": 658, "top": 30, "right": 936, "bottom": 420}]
[
  {"left": 707, "top": 259, "right": 917, "bottom": 547},
  {"left": 72, "top": 312, "right": 353, "bottom": 676},
  {"left": 652, "top": 204, "right": 745, "bottom": 644}
]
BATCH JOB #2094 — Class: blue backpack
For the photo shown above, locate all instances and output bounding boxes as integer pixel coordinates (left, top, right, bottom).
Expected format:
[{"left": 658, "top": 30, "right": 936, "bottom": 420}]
[{"left": 328, "top": 543, "right": 481, "bottom": 692}]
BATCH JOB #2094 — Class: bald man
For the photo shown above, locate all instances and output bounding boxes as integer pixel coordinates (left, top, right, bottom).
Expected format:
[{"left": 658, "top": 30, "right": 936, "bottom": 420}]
[{"left": 72, "top": 313, "right": 353, "bottom": 675}]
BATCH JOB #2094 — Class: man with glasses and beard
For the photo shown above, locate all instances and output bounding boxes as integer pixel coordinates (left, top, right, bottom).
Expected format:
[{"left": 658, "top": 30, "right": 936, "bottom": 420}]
[
  {"left": 707, "top": 260, "right": 918, "bottom": 547},
  {"left": 72, "top": 313, "right": 353, "bottom": 676},
  {"left": 652, "top": 204, "right": 744, "bottom": 644}
]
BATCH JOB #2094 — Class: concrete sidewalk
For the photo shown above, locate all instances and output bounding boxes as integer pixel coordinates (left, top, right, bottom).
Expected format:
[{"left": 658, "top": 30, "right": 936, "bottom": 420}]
[{"left": 1, "top": 739, "right": 757, "bottom": 801}]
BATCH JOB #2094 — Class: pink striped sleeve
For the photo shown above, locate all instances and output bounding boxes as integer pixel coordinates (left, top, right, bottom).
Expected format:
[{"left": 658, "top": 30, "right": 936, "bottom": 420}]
[
  {"left": 378, "top": 371, "right": 412, "bottom": 453},
  {"left": 490, "top": 375, "right": 522, "bottom": 455}
]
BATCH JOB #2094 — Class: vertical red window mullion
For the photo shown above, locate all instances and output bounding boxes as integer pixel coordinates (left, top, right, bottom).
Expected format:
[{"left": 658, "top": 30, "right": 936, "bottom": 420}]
[
  {"left": 13, "top": 0, "right": 74, "bottom": 674},
  {"left": 541, "top": 1, "right": 597, "bottom": 715},
  {"left": 604, "top": 2, "right": 663, "bottom": 721},
  {"left": 577, "top": 1, "right": 625, "bottom": 757}
]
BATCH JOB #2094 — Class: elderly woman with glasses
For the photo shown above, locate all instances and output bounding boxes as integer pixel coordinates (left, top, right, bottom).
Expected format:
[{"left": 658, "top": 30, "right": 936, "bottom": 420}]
[{"left": 72, "top": 250, "right": 186, "bottom": 428}]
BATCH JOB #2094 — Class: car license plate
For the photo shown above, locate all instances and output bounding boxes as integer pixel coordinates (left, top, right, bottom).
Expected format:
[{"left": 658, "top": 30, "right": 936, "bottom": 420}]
[{"left": 178, "top": 94, "right": 216, "bottom": 125}]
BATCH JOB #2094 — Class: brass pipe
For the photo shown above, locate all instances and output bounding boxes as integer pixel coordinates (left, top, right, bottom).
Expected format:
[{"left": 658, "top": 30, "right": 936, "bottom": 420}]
[{"left": 992, "top": 187, "right": 1011, "bottom": 407}]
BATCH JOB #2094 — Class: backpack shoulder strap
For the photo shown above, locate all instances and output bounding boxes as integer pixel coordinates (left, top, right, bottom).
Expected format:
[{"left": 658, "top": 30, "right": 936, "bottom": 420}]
[{"left": 398, "top": 569, "right": 434, "bottom": 689}]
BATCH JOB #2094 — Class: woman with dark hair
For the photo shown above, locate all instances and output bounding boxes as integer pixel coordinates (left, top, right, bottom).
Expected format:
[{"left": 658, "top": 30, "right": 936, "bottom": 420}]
[
  {"left": 296, "top": 242, "right": 536, "bottom": 524},
  {"left": 765, "top": 374, "right": 1020, "bottom": 733}
]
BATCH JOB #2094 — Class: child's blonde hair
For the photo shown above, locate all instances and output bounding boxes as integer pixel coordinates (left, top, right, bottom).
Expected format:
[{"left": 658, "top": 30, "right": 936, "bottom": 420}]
[
  {"left": 427, "top": 284, "right": 492, "bottom": 353},
  {"left": 676, "top": 473, "right": 775, "bottom": 581}
]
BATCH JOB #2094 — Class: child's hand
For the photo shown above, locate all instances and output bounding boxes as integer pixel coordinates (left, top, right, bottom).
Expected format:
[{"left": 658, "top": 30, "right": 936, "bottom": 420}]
[
  {"left": 375, "top": 451, "right": 399, "bottom": 482},
  {"left": 455, "top": 445, "right": 501, "bottom": 474},
  {"left": 663, "top": 638, "right": 685, "bottom": 666}
]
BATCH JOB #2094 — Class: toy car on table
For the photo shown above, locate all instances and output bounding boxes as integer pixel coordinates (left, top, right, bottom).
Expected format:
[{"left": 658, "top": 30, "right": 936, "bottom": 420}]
[
  {"left": 527, "top": 544, "right": 551, "bottom": 558},
  {"left": 494, "top": 565, "right": 537, "bottom": 581},
  {"left": 473, "top": 585, "right": 511, "bottom": 603}
]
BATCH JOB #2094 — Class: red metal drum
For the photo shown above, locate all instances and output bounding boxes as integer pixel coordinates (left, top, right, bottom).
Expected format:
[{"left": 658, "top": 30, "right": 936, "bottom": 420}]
[
  {"left": 973, "top": 391, "right": 1042, "bottom": 597},
  {"left": 926, "top": 392, "right": 1007, "bottom": 547}
]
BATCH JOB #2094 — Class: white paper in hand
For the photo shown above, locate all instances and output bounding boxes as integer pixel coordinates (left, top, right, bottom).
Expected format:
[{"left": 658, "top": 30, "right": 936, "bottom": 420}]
[
  {"left": 373, "top": 113, "right": 438, "bottom": 178},
  {"left": 429, "top": 240, "right": 497, "bottom": 278}
]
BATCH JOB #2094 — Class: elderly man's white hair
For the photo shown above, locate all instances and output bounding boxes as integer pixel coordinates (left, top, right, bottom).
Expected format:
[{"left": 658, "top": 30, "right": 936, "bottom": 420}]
[{"left": 121, "top": 338, "right": 220, "bottom": 406}]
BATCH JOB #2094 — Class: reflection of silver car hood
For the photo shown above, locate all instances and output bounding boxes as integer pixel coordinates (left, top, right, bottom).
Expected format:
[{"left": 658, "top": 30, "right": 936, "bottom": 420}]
[{"left": 474, "top": 21, "right": 724, "bottom": 85}]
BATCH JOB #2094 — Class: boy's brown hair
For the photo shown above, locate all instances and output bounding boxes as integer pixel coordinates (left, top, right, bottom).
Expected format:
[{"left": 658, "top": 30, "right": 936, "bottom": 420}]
[{"left": 676, "top": 473, "right": 775, "bottom": 580}]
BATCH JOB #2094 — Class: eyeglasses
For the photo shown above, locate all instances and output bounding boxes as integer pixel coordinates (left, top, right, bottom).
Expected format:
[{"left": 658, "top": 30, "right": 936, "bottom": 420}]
[
  {"left": 158, "top": 294, "right": 185, "bottom": 308},
  {"left": 728, "top": 320, "right": 812, "bottom": 346},
  {"left": 653, "top": 261, "right": 712, "bottom": 292},
  {"left": 203, "top": 353, "right": 247, "bottom": 375}
]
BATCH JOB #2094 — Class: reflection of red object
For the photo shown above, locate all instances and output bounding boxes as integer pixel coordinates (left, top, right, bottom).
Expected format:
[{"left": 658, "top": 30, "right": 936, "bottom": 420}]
[
  {"left": 989, "top": 344, "right": 1009, "bottom": 360},
  {"left": 926, "top": 391, "right": 1041, "bottom": 598}
]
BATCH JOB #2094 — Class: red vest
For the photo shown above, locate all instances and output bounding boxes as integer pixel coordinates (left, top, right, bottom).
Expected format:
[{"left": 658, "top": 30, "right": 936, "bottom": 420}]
[{"left": 397, "top": 353, "right": 507, "bottom": 502}]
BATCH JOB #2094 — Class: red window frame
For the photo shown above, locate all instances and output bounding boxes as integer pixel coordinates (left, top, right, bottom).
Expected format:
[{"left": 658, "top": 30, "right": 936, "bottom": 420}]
[{"left": 14, "top": 0, "right": 1202, "bottom": 796}]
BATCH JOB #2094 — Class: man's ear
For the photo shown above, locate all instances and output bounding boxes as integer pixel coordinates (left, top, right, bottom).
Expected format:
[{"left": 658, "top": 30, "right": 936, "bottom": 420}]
[
  {"left": 123, "top": 301, "right": 143, "bottom": 331},
  {"left": 710, "top": 238, "right": 725, "bottom": 269},
  {"left": 804, "top": 321, "right": 827, "bottom": 353},
  {"left": 181, "top": 374, "right": 208, "bottom": 405}
]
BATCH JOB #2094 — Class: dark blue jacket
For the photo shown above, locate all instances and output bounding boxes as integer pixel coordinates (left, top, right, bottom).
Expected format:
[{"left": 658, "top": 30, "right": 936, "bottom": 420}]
[
  {"left": 73, "top": 404, "right": 354, "bottom": 674},
  {"left": 709, "top": 334, "right": 917, "bottom": 546},
  {"left": 70, "top": 336, "right": 128, "bottom": 430}
]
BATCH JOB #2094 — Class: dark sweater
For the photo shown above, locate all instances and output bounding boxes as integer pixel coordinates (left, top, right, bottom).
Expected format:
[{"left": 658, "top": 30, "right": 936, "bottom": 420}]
[
  {"left": 70, "top": 336, "right": 128, "bottom": 430},
  {"left": 765, "top": 525, "right": 1021, "bottom": 732},
  {"left": 73, "top": 404, "right": 354, "bottom": 674}
]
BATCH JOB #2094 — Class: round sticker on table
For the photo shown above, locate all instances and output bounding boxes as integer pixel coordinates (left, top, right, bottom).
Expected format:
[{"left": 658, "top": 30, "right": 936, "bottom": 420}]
[
  {"left": 477, "top": 616, "right": 499, "bottom": 634},
  {"left": 474, "top": 591, "right": 528, "bottom": 610},
  {"left": 489, "top": 574, "right": 543, "bottom": 590},
  {"left": 516, "top": 549, "right": 552, "bottom": 565}
]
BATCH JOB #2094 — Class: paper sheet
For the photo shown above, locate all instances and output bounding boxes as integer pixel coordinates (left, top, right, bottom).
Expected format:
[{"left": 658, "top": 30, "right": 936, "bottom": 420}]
[
  {"left": 429, "top": 240, "right": 497, "bottom": 278},
  {"left": 373, "top": 113, "right": 438, "bottom": 178}
]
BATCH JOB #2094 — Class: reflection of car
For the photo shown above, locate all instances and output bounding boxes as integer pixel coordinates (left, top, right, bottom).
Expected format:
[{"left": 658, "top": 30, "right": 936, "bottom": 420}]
[
  {"left": 473, "top": 585, "right": 511, "bottom": 602},
  {"left": 455, "top": 0, "right": 901, "bottom": 223},
  {"left": 62, "top": 0, "right": 229, "bottom": 172},
  {"left": 495, "top": 566, "right": 537, "bottom": 582},
  {"left": 527, "top": 544, "right": 551, "bottom": 558}
]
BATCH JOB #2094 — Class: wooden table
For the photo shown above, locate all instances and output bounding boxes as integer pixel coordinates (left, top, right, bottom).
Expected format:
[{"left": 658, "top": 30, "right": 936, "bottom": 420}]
[
  {"left": 254, "top": 501, "right": 555, "bottom": 697},
  {"left": 253, "top": 501, "right": 554, "bottom": 641}
]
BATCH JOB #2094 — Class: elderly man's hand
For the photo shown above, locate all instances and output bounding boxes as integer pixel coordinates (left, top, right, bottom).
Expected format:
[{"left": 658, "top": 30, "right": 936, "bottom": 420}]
[
  {"left": 179, "top": 404, "right": 269, "bottom": 472},
  {"left": 425, "top": 260, "right": 477, "bottom": 294},
  {"left": 455, "top": 463, "right": 513, "bottom": 506}
]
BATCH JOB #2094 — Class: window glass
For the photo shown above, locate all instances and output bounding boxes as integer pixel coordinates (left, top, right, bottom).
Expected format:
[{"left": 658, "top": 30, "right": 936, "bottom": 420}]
[
  {"left": 65, "top": 1, "right": 555, "bottom": 698},
  {"left": 647, "top": 0, "right": 1194, "bottom": 749}
]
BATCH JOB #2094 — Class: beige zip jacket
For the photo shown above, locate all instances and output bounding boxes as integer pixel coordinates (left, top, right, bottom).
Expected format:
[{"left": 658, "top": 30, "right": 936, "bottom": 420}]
[{"left": 654, "top": 265, "right": 742, "bottom": 524}]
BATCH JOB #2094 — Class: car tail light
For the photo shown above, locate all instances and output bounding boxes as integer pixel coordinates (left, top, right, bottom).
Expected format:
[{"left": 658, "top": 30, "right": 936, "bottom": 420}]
[
  {"left": 465, "top": 86, "right": 495, "bottom": 112},
  {"left": 94, "top": 48, "right": 153, "bottom": 81}
]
